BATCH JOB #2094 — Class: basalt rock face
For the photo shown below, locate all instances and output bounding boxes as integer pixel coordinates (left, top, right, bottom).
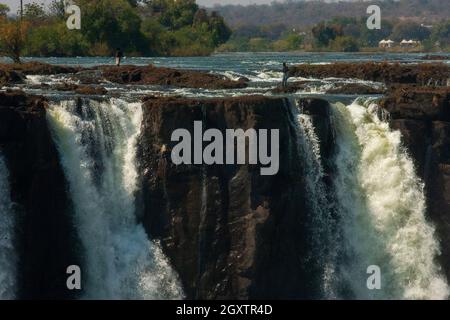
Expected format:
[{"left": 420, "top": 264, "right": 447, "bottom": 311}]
[
  {"left": 0, "top": 62, "right": 79, "bottom": 87},
  {"left": 1, "top": 62, "right": 248, "bottom": 90},
  {"left": 137, "top": 96, "right": 333, "bottom": 299},
  {"left": 82, "top": 65, "right": 248, "bottom": 89},
  {"left": 0, "top": 90, "right": 79, "bottom": 299},
  {"left": 381, "top": 87, "right": 450, "bottom": 281},
  {"left": 290, "top": 62, "right": 450, "bottom": 85}
]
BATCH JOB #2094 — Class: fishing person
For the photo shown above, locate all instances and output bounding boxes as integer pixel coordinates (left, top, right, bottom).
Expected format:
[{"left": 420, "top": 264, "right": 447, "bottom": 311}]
[
  {"left": 115, "top": 48, "right": 123, "bottom": 66},
  {"left": 282, "top": 62, "right": 289, "bottom": 88}
]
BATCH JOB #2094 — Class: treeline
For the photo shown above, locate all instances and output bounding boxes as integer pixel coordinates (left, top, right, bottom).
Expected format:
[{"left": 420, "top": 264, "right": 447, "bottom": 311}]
[
  {"left": 309, "top": 18, "right": 450, "bottom": 52},
  {"left": 215, "top": 0, "right": 450, "bottom": 29},
  {"left": 0, "top": 0, "right": 231, "bottom": 61},
  {"left": 218, "top": 17, "right": 450, "bottom": 52}
]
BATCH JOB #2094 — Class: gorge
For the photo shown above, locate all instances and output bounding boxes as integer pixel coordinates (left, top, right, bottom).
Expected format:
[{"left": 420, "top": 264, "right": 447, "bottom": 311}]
[{"left": 0, "top": 57, "right": 449, "bottom": 300}]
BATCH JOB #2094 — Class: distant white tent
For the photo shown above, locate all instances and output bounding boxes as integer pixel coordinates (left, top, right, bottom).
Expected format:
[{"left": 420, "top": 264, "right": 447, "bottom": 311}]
[
  {"left": 400, "top": 39, "right": 420, "bottom": 47},
  {"left": 379, "top": 39, "right": 395, "bottom": 48}
]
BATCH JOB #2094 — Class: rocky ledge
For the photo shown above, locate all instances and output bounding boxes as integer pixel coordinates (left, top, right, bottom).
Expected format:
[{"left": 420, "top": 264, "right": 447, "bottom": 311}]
[
  {"left": 290, "top": 62, "right": 450, "bottom": 85},
  {"left": 0, "top": 62, "right": 248, "bottom": 90}
]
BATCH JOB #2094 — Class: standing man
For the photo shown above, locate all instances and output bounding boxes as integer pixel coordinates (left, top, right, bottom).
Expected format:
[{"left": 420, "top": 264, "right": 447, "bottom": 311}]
[
  {"left": 115, "top": 48, "right": 123, "bottom": 66},
  {"left": 282, "top": 62, "right": 289, "bottom": 88}
]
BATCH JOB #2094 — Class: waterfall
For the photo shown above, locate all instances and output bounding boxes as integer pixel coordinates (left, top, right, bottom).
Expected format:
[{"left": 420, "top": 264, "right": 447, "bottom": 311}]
[
  {"left": 289, "top": 99, "right": 337, "bottom": 299},
  {"left": 47, "top": 98, "right": 183, "bottom": 299},
  {"left": 0, "top": 153, "right": 17, "bottom": 299},
  {"left": 330, "top": 98, "right": 449, "bottom": 299}
]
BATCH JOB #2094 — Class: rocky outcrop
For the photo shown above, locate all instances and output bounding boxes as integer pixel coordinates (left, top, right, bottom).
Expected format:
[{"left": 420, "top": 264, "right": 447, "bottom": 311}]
[
  {"left": 290, "top": 62, "right": 450, "bottom": 85},
  {"left": 137, "top": 95, "right": 331, "bottom": 299},
  {"left": 0, "top": 90, "right": 80, "bottom": 299},
  {"left": 326, "top": 83, "right": 386, "bottom": 95},
  {"left": 271, "top": 82, "right": 385, "bottom": 95},
  {"left": 1, "top": 62, "right": 248, "bottom": 90},
  {"left": 421, "top": 55, "right": 449, "bottom": 61},
  {"left": 381, "top": 87, "right": 450, "bottom": 281},
  {"left": 4, "top": 62, "right": 80, "bottom": 75},
  {"left": 77, "top": 65, "right": 249, "bottom": 89}
]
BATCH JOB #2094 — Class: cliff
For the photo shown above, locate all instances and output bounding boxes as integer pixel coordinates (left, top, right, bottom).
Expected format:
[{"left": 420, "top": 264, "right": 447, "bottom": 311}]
[
  {"left": 137, "top": 95, "right": 335, "bottom": 299},
  {"left": 1, "top": 68, "right": 449, "bottom": 299},
  {"left": 0, "top": 90, "right": 80, "bottom": 299}
]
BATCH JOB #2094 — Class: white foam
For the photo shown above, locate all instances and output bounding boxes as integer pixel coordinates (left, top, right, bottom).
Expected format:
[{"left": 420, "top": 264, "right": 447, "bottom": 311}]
[
  {"left": 47, "top": 98, "right": 184, "bottom": 299},
  {"left": 330, "top": 99, "right": 449, "bottom": 299}
]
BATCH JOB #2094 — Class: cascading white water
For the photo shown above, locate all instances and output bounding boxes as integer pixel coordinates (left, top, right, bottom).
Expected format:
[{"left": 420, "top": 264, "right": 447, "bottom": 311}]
[
  {"left": 0, "top": 153, "right": 17, "bottom": 300},
  {"left": 47, "top": 98, "right": 184, "bottom": 299},
  {"left": 289, "top": 100, "right": 337, "bottom": 298},
  {"left": 331, "top": 98, "right": 449, "bottom": 299}
]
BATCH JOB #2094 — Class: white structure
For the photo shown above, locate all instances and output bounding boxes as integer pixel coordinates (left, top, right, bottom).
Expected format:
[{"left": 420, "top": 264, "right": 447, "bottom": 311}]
[
  {"left": 379, "top": 39, "right": 395, "bottom": 48},
  {"left": 400, "top": 39, "right": 420, "bottom": 48}
]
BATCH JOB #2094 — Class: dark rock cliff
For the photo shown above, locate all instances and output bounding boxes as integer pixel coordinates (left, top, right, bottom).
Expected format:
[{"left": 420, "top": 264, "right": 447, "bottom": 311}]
[
  {"left": 137, "top": 95, "right": 333, "bottom": 299},
  {"left": 0, "top": 90, "right": 79, "bottom": 299},
  {"left": 290, "top": 62, "right": 450, "bottom": 85},
  {"left": 1, "top": 83, "right": 449, "bottom": 299}
]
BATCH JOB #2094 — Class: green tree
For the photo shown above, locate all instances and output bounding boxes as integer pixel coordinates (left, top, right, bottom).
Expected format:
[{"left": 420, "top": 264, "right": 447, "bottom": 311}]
[
  {"left": 26, "top": 22, "right": 89, "bottom": 56},
  {"left": 0, "top": 4, "right": 10, "bottom": 17},
  {"left": 431, "top": 20, "right": 450, "bottom": 48},
  {"left": 390, "top": 21, "right": 431, "bottom": 41},
  {"left": 0, "top": 17, "right": 30, "bottom": 63},
  {"left": 312, "top": 22, "right": 343, "bottom": 47},
  {"left": 49, "top": 0, "right": 66, "bottom": 19},
  {"left": 23, "top": 3, "right": 47, "bottom": 21},
  {"left": 331, "top": 36, "right": 360, "bottom": 52},
  {"left": 359, "top": 19, "right": 393, "bottom": 47},
  {"left": 158, "top": 0, "right": 198, "bottom": 31},
  {"left": 77, "top": 0, "right": 147, "bottom": 54}
]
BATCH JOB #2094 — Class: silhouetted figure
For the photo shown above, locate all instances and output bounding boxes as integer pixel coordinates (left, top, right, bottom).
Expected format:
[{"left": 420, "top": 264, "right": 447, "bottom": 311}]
[
  {"left": 282, "top": 62, "right": 289, "bottom": 88},
  {"left": 115, "top": 48, "right": 123, "bottom": 66}
]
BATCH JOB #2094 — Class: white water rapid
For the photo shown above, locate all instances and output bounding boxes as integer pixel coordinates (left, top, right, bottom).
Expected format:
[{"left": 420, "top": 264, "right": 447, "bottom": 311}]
[{"left": 47, "top": 98, "right": 183, "bottom": 299}]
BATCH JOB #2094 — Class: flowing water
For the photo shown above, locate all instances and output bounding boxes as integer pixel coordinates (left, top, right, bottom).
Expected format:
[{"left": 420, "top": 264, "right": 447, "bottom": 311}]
[
  {"left": 289, "top": 99, "right": 337, "bottom": 299},
  {"left": 1, "top": 52, "right": 449, "bottom": 299},
  {"left": 0, "top": 153, "right": 17, "bottom": 300},
  {"left": 46, "top": 98, "right": 183, "bottom": 299},
  {"left": 330, "top": 99, "right": 448, "bottom": 299}
]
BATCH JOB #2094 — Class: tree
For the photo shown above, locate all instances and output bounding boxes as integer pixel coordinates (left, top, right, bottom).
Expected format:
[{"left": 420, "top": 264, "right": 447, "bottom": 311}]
[
  {"left": 359, "top": 19, "right": 393, "bottom": 47},
  {"left": 0, "top": 4, "right": 10, "bottom": 17},
  {"left": 431, "top": 20, "right": 450, "bottom": 48},
  {"left": 331, "top": 36, "right": 360, "bottom": 52},
  {"left": 158, "top": 0, "right": 198, "bottom": 31},
  {"left": 207, "top": 11, "right": 231, "bottom": 46},
  {"left": 0, "top": 17, "right": 30, "bottom": 63},
  {"left": 76, "top": 0, "right": 147, "bottom": 54},
  {"left": 23, "top": 3, "right": 46, "bottom": 21},
  {"left": 312, "top": 22, "right": 343, "bottom": 47},
  {"left": 49, "top": 0, "right": 66, "bottom": 19},
  {"left": 390, "top": 21, "right": 431, "bottom": 41}
]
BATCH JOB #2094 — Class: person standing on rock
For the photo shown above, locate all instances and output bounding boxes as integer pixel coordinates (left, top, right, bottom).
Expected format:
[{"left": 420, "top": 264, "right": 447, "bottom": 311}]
[
  {"left": 282, "top": 62, "right": 289, "bottom": 88},
  {"left": 115, "top": 48, "right": 123, "bottom": 66}
]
